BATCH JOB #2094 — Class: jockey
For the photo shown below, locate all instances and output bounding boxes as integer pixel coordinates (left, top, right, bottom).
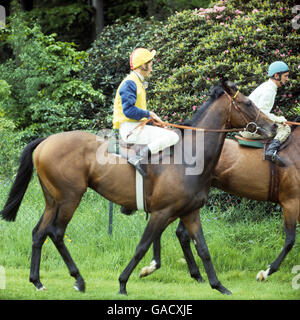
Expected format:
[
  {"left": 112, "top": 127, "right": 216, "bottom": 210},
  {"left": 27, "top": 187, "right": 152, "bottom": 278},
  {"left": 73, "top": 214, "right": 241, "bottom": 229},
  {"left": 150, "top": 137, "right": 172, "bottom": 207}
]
[
  {"left": 113, "top": 48, "right": 179, "bottom": 176},
  {"left": 239, "top": 61, "right": 290, "bottom": 167}
]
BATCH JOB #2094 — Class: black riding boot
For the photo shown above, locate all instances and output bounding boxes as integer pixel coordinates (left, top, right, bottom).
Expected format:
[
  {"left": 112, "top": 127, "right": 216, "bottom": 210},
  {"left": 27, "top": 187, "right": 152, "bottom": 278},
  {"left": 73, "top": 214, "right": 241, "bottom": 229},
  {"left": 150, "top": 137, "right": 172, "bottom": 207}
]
[
  {"left": 127, "top": 146, "right": 150, "bottom": 177},
  {"left": 265, "top": 139, "right": 286, "bottom": 167}
]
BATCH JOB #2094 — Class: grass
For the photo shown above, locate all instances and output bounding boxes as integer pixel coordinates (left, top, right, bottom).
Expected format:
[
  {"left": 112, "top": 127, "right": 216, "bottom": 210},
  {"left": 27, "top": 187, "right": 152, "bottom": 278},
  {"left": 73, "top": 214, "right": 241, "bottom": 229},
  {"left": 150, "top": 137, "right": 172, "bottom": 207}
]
[
  {"left": 0, "top": 176, "right": 300, "bottom": 300},
  {"left": 1, "top": 267, "right": 299, "bottom": 300}
]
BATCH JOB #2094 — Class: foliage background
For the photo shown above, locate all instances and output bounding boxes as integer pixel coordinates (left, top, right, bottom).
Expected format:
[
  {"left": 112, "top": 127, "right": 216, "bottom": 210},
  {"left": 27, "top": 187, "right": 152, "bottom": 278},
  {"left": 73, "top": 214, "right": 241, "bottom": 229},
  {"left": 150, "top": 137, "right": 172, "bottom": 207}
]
[
  {"left": 0, "top": 0, "right": 299, "bottom": 173},
  {"left": 83, "top": 0, "right": 299, "bottom": 128},
  {"left": 0, "top": 1, "right": 299, "bottom": 300}
]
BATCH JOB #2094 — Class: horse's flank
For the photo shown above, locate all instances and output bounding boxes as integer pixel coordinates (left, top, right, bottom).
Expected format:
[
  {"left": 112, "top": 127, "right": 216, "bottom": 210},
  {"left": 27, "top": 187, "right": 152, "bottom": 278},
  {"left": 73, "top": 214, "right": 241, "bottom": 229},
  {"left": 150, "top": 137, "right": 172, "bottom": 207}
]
[{"left": 212, "top": 126, "right": 300, "bottom": 204}]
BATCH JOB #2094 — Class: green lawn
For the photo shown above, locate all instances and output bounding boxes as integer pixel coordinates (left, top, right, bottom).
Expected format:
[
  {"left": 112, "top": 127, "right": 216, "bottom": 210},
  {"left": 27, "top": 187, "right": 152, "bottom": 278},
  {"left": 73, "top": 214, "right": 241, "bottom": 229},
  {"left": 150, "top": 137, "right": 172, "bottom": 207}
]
[
  {"left": 0, "top": 176, "right": 300, "bottom": 300},
  {"left": 0, "top": 267, "right": 299, "bottom": 300}
]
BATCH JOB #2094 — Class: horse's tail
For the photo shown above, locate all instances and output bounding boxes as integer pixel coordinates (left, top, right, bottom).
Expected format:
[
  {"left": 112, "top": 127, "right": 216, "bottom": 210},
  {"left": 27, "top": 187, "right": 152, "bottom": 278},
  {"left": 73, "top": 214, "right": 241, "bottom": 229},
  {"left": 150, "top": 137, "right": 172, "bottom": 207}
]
[{"left": 0, "top": 137, "right": 46, "bottom": 222}]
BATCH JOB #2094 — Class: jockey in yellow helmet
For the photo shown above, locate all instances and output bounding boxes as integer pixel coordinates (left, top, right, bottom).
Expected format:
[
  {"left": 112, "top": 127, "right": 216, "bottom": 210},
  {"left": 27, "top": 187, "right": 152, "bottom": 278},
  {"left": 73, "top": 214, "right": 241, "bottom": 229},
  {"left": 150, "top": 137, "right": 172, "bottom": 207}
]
[{"left": 113, "top": 48, "right": 179, "bottom": 176}]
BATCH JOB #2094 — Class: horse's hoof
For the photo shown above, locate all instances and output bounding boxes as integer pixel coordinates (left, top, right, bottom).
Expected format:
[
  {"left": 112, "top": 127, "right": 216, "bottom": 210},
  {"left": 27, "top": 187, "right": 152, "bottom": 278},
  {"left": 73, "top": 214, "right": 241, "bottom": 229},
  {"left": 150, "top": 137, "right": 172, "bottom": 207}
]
[
  {"left": 36, "top": 285, "right": 46, "bottom": 291},
  {"left": 256, "top": 268, "right": 270, "bottom": 282},
  {"left": 140, "top": 260, "right": 157, "bottom": 278},
  {"left": 194, "top": 276, "right": 205, "bottom": 283},
  {"left": 32, "top": 280, "right": 46, "bottom": 291},
  {"left": 213, "top": 283, "right": 232, "bottom": 295},
  {"left": 119, "top": 289, "right": 128, "bottom": 295},
  {"left": 74, "top": 279, "right": 85, "bottom": 292},
  {"left": 218, "top": 285, "right": 232, "bottom": 295}
]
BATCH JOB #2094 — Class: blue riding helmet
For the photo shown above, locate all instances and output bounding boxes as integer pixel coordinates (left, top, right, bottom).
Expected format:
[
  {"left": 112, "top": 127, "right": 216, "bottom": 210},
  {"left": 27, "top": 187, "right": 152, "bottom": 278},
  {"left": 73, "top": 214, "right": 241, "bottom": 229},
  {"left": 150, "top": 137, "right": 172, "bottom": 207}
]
[{"left": 268, "top": 61, "right": 289, "bottom": 77}]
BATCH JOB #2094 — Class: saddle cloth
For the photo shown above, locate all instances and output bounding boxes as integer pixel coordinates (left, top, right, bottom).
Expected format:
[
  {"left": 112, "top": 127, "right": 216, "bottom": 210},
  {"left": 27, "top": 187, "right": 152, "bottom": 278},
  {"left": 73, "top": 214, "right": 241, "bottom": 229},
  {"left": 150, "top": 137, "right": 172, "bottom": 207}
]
[{"left": 234, "top": 135, "right": 270, "bottom": 149}]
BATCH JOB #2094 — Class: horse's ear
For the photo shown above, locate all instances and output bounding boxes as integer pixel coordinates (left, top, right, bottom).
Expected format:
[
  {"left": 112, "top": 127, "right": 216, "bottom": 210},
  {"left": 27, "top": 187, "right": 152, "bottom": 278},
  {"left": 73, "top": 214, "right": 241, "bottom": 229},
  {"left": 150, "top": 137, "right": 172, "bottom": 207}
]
[{"left": 221, "top": 79, "right": 231, "bottom": 95}]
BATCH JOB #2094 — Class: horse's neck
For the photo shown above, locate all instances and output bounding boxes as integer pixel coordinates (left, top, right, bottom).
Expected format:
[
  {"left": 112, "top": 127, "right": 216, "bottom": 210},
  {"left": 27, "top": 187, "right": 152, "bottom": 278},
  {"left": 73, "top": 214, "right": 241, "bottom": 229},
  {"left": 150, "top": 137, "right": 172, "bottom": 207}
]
[
  {"left": 195, "top": 99, "right": 229, "bottom": 166},
  {"left": 196, "top": 98, "right": 229, "bottom": 132}
]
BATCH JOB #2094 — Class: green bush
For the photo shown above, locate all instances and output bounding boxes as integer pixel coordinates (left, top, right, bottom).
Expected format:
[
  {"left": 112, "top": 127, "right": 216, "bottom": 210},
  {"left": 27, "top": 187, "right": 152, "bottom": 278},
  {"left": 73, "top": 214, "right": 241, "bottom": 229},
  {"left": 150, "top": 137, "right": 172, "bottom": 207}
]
[
  {"left": 148, "top": 0, "right": 299, "bottom": 122},
  {"left": 81, "top": 17, "right": 161, "bottom": 129},
  {"left": 0, "top": 11, "right": 105, "bottom": 141},
  {"left": 83, "top": 0, "right": 299, "bottom": 127},
  {"left": 26, "top": 3, "right": 94, "bottom": 50},
  {"left": 0, "top": 118, "right": 24, "bottom": 178}
]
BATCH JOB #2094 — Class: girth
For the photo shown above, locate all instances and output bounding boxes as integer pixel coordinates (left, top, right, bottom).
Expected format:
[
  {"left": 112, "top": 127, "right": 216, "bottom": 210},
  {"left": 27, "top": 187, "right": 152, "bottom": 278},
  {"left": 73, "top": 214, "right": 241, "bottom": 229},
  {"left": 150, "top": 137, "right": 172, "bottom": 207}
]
[
  {"left": 234, "top": 135, "right": 282, "bottom": 203},
  {"left": 268, "top": 162, "right": 279, "bottom": 203}
]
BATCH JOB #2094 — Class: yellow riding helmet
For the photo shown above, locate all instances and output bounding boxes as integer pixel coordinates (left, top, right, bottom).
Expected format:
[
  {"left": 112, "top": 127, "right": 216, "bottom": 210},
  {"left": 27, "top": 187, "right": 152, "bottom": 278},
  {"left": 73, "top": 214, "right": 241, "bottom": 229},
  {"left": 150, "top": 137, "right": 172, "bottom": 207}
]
[{"left": 130, "top": 48, "right": 156, "bottom": 70}]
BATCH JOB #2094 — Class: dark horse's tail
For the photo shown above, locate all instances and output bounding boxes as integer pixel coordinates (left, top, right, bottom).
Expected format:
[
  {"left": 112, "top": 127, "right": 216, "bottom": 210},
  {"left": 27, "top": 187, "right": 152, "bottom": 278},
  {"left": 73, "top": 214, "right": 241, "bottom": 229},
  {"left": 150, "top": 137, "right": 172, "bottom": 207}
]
[{"left": 0, "top": 138, "right": 46, "bottom": 222}]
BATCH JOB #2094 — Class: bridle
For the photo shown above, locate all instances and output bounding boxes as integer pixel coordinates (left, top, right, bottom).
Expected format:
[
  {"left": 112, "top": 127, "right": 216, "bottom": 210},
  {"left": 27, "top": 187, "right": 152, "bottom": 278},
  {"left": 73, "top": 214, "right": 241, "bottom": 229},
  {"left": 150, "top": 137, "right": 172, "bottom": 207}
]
[{"left": 223, "top": 90, "right": 261, "bottom": 134}]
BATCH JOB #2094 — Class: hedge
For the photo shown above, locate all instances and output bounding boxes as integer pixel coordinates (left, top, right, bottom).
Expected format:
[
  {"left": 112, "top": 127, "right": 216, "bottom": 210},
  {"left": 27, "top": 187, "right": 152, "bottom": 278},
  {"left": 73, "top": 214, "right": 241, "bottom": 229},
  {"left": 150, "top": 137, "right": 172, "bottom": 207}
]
[
  {"left": 82, "top": 0, "right": 299, "bottom": 128},
  {"left": 0, "top": 11, "right": 105, "bottom": 141}
]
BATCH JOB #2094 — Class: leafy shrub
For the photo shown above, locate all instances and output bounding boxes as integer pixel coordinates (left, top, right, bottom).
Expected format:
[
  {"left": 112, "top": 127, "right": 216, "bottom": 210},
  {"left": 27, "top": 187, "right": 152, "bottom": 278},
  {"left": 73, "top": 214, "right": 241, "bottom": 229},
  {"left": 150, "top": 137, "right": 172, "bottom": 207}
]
[
  {"left": 148, "top": 0, "right": 299, "bottom": 122},
  {"left": 81, "top": 17, "right": 161, "bottom": 129},
  {"left": 0, "top": 11, "right": 105, "bottom": 141},
  {"left": 0, "top": 118, "right": 24, "bottom": 178},
  {"left": 26, "top": 3, "right": 94, "bottom": 50},
  {"left": 83, "top": 0, "right": 299, "bottom": 127}
]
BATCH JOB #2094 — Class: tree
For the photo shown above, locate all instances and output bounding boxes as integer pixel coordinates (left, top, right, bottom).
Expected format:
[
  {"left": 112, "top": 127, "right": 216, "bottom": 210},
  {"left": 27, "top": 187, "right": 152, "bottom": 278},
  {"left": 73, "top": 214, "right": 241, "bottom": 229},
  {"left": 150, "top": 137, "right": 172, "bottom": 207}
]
[{"left": 92, "top": 0, "right": 104, "bottom": 34}]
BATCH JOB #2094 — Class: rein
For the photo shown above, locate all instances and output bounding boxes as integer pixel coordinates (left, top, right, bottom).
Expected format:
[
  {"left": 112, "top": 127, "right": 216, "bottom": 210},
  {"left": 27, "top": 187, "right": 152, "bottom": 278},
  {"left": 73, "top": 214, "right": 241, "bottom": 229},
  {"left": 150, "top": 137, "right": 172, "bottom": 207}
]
[
  {"left": 127, "top": 90, "right": 253, "bottom": 138},
  {"left": 286, "top": 121, "right": 300, "bottom": 126},
  {"left": 127, "top": 91, "right": 300, "bottom": 139},
  {"left": 137, "top": 118, "right": 243, "bottom": 133}
]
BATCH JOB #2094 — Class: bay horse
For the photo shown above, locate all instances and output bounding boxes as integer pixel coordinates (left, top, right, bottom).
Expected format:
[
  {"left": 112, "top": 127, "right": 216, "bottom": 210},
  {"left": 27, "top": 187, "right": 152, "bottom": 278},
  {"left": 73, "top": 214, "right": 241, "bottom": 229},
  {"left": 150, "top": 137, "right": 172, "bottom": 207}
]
[
  {"left": 141, "top": 120, "right": 300, "bottom": 284},
  {"left": 0, "top": 81, "right": 276, "bottom": 295}
]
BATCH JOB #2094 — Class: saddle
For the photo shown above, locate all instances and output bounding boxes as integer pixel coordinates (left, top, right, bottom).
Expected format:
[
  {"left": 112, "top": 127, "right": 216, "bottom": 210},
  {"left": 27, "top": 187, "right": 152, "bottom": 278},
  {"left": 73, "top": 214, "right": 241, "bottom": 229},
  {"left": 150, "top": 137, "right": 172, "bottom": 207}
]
[{"left": 107, "top": 138, "right": 172, "bottom": 160}]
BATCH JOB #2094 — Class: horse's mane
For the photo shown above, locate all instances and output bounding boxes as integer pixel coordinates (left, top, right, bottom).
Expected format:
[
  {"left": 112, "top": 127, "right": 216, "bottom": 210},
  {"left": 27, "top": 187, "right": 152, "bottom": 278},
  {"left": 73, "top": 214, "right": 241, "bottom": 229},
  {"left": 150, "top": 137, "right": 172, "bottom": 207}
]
[{"left": 183, "top": 81, "right": 238, "bottom": 127}]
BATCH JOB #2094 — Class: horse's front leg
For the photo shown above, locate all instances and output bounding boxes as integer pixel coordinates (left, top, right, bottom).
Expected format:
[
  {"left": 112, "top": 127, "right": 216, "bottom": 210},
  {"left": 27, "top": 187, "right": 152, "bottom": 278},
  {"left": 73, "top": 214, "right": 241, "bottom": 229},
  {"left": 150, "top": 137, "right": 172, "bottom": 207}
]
[
  {"left": 181, "top": 210, "right": 231, "bottom": 295},
  {"left": 140, "top": 221, "right": 205, "bottom": 282},
  {"left": 176, "top": 220, "right": 205, "bottom": 282},
  {"left": 119, "top": 210, "right": 173, "bottom": 295}
]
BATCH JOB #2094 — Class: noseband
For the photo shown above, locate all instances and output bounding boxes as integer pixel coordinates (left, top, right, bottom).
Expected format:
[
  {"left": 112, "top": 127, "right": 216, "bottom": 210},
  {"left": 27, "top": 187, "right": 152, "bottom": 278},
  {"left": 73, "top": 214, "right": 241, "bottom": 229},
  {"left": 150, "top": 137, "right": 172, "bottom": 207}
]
[{"left": 224, "top": 90, "right": 261, "bottom": 134}]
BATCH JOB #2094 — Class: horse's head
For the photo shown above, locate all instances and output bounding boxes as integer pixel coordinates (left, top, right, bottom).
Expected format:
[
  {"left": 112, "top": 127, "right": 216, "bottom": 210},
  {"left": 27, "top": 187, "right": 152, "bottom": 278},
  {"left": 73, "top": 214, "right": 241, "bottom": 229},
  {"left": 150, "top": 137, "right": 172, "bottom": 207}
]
[{"left": 222, "top": 80, "right": 277, "bottom": 139}]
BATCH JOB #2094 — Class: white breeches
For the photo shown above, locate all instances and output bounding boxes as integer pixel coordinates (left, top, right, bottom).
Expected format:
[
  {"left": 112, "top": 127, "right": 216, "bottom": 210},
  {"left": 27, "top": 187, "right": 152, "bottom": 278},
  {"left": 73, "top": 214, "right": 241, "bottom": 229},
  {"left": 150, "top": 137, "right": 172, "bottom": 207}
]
[{"left": 119, "top": 122, "right": 180, "bottom": 154}]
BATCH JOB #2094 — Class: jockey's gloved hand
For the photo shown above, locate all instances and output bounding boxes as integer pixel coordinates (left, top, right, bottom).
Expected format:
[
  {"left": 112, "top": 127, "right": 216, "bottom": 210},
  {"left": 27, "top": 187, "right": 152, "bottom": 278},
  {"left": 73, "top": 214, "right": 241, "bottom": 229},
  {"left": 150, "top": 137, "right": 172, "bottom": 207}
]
[{"left": 274, "top": 116, "right": 287, "bottom": 124}]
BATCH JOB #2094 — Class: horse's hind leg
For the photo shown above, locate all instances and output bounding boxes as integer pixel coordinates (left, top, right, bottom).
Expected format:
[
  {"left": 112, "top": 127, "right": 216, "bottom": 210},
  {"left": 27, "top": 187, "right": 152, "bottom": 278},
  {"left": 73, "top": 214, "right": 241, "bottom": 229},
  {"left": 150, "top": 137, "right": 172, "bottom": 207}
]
[
  {"left": 30, "top": 178, "right": 85, "bottom": 291},
  {"left": 257, "top": 200, "right": 298, "bottom": 281},
  {"left": 30, "top": 204, "right": 56, "bottom": 290},
  {"left": 47, "top": 197, "right": 85, "bottom": 292}
]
